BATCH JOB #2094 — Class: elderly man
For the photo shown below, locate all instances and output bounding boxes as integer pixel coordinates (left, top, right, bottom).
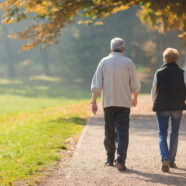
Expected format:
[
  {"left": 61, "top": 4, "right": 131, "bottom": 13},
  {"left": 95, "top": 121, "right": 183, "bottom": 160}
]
[
  {"left": 151, "top": 48, "right": 186, "bottom": 172},
  {"left": 91, "top": 37, "right": 140, "bottom": 171}
]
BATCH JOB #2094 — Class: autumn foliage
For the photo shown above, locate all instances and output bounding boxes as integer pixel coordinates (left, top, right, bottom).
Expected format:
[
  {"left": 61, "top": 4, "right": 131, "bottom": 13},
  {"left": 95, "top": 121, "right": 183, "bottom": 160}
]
[{"left": 0, "top": 0, "right": 185, "bottom": 51}]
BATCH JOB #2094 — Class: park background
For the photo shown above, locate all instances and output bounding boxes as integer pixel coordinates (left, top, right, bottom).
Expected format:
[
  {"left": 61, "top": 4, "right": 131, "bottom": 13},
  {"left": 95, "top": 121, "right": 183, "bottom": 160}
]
[
  {"left": 0, "top": 6, "right": 185, "bottom": 94},
  {"left": 0, "top": 3, "right": 185, "bottom": 185}
]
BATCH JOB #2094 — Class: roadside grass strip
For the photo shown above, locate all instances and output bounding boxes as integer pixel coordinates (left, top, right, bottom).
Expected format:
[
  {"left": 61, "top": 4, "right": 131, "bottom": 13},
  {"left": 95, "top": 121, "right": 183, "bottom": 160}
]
[{"left": 0, "top": 101, "right": 90, "bottom": 185}]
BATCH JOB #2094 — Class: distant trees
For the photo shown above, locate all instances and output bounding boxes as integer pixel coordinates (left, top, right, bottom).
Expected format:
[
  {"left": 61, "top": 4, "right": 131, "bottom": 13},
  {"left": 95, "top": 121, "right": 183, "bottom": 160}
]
[
  {"left": 0, "top": 5, "right": 184, "bottom": 84},
  {"left": 0, "top": 0, "right": 185, "bottom": 51},
  {"left": 47, "top": 6, "right": 184, "bottom": 84},
  {"left": 0, "top": 20, "right": 53, "bottom": 78}
]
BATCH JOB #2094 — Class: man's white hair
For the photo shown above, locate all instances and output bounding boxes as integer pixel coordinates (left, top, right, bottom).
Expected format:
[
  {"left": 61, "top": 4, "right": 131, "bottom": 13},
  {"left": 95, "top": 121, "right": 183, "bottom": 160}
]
[{"left": 110, "top": 37, "right": 125, "bottom": 52}]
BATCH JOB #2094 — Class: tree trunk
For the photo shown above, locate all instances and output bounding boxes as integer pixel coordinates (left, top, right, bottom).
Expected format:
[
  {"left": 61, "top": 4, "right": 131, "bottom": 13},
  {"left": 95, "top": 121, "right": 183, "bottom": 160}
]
[
  {"left": 2, "top": 26, "right": 16, "bottom": 78},
  {"left": 41, "top": 49, "right": 51, "bottom": 76}
]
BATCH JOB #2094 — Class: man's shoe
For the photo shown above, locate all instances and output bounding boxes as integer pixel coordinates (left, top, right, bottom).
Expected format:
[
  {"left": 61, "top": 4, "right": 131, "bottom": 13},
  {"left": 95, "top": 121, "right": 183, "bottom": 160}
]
[
  {"left": 169, "top": 161, "right": 177, "bottom": 168},
  {"left": 162, "top": 160, "right": 169, "bottom": 172},
  {"left": 115, "top": 162, "right": 126, "bottom": 171},
  {"left": 105, "top": 159, "right": 113, "bottom": 166}
]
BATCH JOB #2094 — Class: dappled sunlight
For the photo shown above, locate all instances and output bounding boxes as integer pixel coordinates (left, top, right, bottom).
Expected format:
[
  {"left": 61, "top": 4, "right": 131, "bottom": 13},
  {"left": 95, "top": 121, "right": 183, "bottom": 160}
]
[
  {"left": 29, "top": 75, "right": 61, "bottom": 82},
  {"left": 0, "top": 78, "right": 90, "bottom": 99}
]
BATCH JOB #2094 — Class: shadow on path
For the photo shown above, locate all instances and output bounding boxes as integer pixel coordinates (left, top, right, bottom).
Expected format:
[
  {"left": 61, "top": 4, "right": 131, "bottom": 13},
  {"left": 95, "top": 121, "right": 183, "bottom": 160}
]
[
  {"left": 125, "top": 168, "right": 186, "bottom": 185},
  {"left": 130, "top": 114, "right": 186, "bottom": 139},
  {"left": 88, "top": 113, "right": 186, "bottom": 139}
]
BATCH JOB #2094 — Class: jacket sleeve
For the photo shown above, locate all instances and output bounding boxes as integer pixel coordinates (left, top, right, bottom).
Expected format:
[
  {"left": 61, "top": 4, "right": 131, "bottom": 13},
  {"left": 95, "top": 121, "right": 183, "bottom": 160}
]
[
  {"left": 129, "top": 61, "right": 141, "bottom": 93},
  {"left": 151, "top": 72, "right": 157, "bottom": 102},
  {"left": 91, "top": 60, "right": 104, "bottom": 92}
]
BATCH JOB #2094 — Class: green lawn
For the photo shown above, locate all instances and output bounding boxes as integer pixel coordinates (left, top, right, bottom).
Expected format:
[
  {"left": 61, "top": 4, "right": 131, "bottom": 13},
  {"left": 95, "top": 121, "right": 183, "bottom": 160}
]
[
  {"left": 0, "top": 78, "right": 90, "bottom": 115},
  {"left": 0, "top": 94, "right": 85, "bottom": 116},
  {"left": 0, "top": 79, "right": 91, "bottom": 185}
]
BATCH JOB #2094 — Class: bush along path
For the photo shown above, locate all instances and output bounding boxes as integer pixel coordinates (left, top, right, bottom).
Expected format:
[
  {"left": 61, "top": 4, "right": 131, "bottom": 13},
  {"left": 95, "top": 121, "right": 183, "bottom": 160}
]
[{"left": 39, "top": 95, "right": 186, "bottom": 186}]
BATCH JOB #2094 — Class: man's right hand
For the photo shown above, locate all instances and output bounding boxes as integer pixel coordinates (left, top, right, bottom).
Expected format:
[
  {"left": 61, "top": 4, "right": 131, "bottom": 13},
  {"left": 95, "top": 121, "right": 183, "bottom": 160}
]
[
  {"left": 132, "top": 92, "right": 138, "bottom": 107},
  {"left": 91, "top": 103, "right": 98, "bottom": 114},
  {"left": 132, "top": 98, "right": 137, "bottom": 107}
]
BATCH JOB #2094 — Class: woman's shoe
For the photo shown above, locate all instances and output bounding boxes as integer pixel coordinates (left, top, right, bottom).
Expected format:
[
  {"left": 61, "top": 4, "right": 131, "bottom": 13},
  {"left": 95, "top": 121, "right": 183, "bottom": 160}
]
[{"left": 169, "top": 161, "right": 177, "bottom": 168}]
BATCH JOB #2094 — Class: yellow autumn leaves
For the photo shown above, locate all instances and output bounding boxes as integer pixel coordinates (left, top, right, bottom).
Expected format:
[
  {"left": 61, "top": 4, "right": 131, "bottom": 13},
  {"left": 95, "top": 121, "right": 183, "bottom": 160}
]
[{"left": 0, "top": 0, "right": 185, "bottom": 51}]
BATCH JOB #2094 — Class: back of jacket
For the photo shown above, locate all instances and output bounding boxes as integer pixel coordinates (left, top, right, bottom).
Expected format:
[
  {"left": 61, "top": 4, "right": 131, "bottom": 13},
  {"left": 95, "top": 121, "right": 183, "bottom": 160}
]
[
  {"left": 91, "top": 52, "right": 141, "bottom": 108},
  {"left": 153, "top": 62, "right": 186, "bottom": 112}
]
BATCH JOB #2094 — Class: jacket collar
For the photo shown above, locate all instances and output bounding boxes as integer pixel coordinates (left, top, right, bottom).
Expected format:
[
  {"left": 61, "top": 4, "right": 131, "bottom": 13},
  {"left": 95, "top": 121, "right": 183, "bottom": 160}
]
[
  {"left": 109, "top": 52, "right": 124, "bottom": 56},
  {"left": 161, "top": 62, "right": 178, "bottom": 68}
]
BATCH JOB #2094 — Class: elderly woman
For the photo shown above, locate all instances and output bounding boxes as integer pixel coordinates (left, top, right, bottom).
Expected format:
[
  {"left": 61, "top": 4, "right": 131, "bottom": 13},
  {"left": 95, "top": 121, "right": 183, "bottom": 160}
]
[{"left": 151, "top": 48, "right": 186, "bottom": 172}]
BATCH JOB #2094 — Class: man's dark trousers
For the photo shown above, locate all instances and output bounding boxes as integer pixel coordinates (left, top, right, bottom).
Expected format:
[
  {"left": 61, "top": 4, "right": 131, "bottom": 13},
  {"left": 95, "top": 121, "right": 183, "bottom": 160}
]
[{"left": 104, "top": 106, "right": 130, "bottom": 165}]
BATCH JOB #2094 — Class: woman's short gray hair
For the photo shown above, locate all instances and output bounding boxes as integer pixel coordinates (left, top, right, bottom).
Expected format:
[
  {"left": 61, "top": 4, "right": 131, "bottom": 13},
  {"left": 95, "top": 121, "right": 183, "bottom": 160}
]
[{"left": 110, "top": 37, "right": 125, "bottom": 52}]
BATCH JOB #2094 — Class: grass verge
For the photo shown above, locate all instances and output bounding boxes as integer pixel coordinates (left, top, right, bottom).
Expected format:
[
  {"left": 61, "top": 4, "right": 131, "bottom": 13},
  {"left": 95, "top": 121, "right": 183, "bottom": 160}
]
[{"left": 0, "top": 101, "right": 90, "bottom": 185}]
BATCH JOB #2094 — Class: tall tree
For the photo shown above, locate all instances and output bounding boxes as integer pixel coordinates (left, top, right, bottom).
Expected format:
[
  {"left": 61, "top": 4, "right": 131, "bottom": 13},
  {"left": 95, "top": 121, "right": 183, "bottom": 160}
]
[
  {"left": 0, "top": 0, "right": 185, "bottom": 51},
  {"left": 2, "top": 26, "right": 16, "bottom": 78}
]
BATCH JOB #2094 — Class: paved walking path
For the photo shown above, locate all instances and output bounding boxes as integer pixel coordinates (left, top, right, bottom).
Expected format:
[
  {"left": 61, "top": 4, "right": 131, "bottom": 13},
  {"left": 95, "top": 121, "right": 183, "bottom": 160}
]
[{"left": 40, "top": 96, "right": 186, "bottom": 186}]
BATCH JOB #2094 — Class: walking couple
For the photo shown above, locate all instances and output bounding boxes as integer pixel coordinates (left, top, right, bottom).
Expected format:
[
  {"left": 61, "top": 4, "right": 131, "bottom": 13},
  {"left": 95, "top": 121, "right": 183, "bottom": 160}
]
[{"left": 91, "top": 37, "right": 186, "bottom": 172}]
